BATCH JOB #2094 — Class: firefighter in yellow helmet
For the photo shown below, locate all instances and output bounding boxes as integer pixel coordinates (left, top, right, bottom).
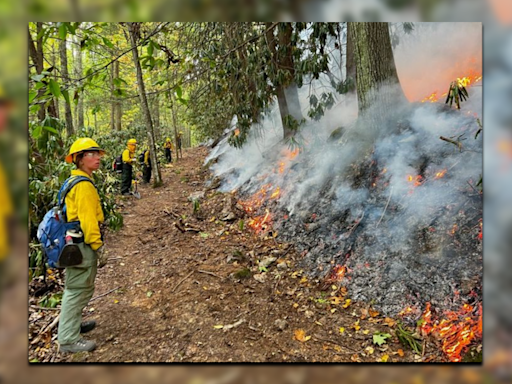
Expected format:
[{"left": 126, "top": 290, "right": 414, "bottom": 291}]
[
  {"left": 121, "top": 138, "right": 137, "bottom": 195},
  {"left": 59, "top": 137, "right": 106, "bottom": 353},
  {"left": 177, "top": 131, "right": 183, "bottom": 158},
  {"left": 164, "top": 137, "right": 173, "bottom": 163}
]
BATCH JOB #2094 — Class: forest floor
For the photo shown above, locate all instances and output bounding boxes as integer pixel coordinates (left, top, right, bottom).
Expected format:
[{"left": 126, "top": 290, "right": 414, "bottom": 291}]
[{"left": 28, "top": 146, "right": 450, "bottom": 363}]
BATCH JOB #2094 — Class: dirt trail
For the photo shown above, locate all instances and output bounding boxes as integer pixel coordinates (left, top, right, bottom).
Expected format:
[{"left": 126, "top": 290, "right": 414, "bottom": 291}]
[{"left": 30, "top": 147, "right": 432, "bottom": 362}]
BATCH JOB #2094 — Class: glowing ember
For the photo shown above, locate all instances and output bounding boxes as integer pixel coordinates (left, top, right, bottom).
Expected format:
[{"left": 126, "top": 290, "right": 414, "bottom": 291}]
[
  {"left": 434, "top": 169, "right": 447, "bottom": 179},
  {"left": 247, "top": 209, "right": 272, "bottom": 232},
  {"left": 333, "top": 265, "right": 347, "bottom": 280},
  {"left": 449, "top": 223, "right": 458, "bottom": 236},
  {"left": 407, "top": 174, "right": 424, "bottom": 187},
  {"left": 270, "top": 187, "right": 281, "bottom": 199},
  {"left": 419, "top": 302, "right": 482, "bottom": 362},
  {"left": 278, "top": 162, "right": 285, "bottom": 174}
]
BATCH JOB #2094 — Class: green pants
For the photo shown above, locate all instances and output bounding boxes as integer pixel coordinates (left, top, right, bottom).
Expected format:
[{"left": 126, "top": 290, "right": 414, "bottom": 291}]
[{"left": 58, "top": 242, "right": 97, "bottom": 345}]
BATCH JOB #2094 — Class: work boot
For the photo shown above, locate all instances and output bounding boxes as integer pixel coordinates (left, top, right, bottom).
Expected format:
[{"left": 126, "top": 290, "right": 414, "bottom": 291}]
[
  {"left": 59, "top": 338, "right": 96, "bottom": 353},
  {"left": 80, "top": 320, "right": 96, "bottom": 333}
]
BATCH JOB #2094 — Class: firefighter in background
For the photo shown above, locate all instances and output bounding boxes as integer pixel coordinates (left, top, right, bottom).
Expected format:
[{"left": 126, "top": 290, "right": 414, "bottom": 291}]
[
  {"left": 177, "top": 131, "right": 183, "bottom": 159},
  {"left": 59, "top": 137, "right": 108, "bottom": 353},
  {"left": 121, "top": 139, "right": 137, "bottom": 195},
  {"left": 164, "top": 137, "right": 173, "bottom": 163},
  {"left": 142, "top": 149, "right": 152, "bottom": 184},
  {"left": 0, "top": 85, "right": 14, "bottom": 295}
]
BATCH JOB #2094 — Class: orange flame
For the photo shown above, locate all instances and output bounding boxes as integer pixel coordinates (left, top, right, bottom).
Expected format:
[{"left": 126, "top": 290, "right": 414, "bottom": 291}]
[
  {"left": 420, "top": 71, "right": 482, "bottom": 103},
  {"left": 434, "top": 169, "right": 447, "bottom": 179},
  {"left": 407, "top": 174, "right": 424, "bottom": 187},
  {"left": 419, "top": 302, "right": 482, "bottom": 362}
]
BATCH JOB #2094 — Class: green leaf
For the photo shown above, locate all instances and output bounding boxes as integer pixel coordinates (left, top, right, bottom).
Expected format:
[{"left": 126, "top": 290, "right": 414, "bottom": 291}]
[
  {"left": 175, "top": 85, "right": 182, "bottom": 99},
  {"left": 373, "top": 332, "right": 392, "bottom": 346},
  {"left": 199, "top": 232, "right": 209, "bottom": 238},
  {"left": 29, "top": 90, "right": 37, "bottom": 104},
  {"left": 31, "top": 74, "right": 45, "bottom": 82},
  {"left": 43, "top": 126, "right": 58, "bottom": 134},
  {"left": 146, "top": 291, "right": 153, "bottom": 297},
  {"left": 49, "top": 79, "right": 61, "bottom": 98},
  {"left": 58, "top": 23, "right": 67, "bottom": 40},
  {"left": 177, "top": 97, "right": 188, "bottom": 106},
  {"left": 102, "top": 37, "right": 115, "bottom": 49},
  {"left": 32, "top": 125, "right": 42, "bottom": 139},
  {"left": 147, "top": 41, "right": 154, "bottom": 57},
  {"left": 62, "top": 89, "right": 71, "bottom": 105}
]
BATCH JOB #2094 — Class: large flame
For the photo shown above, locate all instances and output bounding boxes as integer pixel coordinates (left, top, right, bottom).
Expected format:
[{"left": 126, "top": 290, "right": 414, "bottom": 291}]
[{"left": 419, "top": 302, "right": 482, "bottom": 362}]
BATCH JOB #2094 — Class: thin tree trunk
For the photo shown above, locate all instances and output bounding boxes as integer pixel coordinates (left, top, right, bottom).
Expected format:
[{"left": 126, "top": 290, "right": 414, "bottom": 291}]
[
  {"left": 114, "top": 60, "right": 122, "bottom": 131},
  {"left": 345, "top": 22, "right": 356, "bottom": 93},
  {"left": 110, "top": 61, "right": 115, "bottom": 130},
  {"left": 349, "top": 22, "right": 406, "bottom": 117},
  {"left": 59, "top": 36, "right": 74, "bottom": 136},
  {"left": 72, "top": 33, "right": 84, "bottom": 130},
  {"left": 48, "top": 43, "right": 59, "bottom": 119},
  {"left": 128, "top": 22, "right": 162, "bottom": 186},
  {"left": 28, "top": 23, "right": 45, "bottom": 122}
]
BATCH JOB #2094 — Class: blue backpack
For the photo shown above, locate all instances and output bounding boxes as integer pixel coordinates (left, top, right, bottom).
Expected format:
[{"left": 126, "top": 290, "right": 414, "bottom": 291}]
[{"left": 37, "top": 175, "right": 94, "bottom": 268}]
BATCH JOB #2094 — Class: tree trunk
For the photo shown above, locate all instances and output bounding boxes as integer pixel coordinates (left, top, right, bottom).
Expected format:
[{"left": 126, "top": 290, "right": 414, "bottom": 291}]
[
  {"left": 59, "top": 36, "right": 74, "bottom": 136},
  {"left": 345, "top": 22, "right": 356, "bottom": 93},
  {"left": 266, "top": 22, "right": 302, "bottom": 140},
  {"left": 114, "top": 60, "right": 122, "bottom": 131},
  {"left": 128, "top": 22, "right": 162, "bottom": 186},
  {"left": 348, "top": 22, "right": 406, "bottom": 118},
  {"left": 110, "top": 61, "right": 115, "bottom": 131},
  {"left": 48, "top": 43, "right": 59, "bottom": 119},
  {"left": 73, "top": 32, "right": 84, "bottom": 130},
  {"left": 28, "top": 23, "right": 46, "bottom": 122}
]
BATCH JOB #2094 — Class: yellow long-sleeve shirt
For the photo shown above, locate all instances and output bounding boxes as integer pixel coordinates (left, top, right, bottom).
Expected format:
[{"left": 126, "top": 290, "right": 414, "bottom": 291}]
[
  {"left": 164, "top": 141, "right": 173, "bottom": 150},
  {"left": 122, "top": 148, "right": 135, "bottom": 164},
  {"left": 0, "top": 162, "right": 13, "bottom": 261},
  {"left": 144, "top": 150, "right": 151, "bottom": 166},
  {"left": 65, "top": 170, "right": 104, "bottom": 251}
]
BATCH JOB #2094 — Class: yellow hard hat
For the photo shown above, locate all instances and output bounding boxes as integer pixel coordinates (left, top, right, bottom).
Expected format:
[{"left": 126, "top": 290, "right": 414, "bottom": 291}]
[
  {"left": 65, "top": 138, "right": 105, "bottom": 163},
  {"left": 166, "top": 138, "right": 170, "bottom": 142},
  {"left": 127, "top": 138, "right": 137, "bottom": 145}
]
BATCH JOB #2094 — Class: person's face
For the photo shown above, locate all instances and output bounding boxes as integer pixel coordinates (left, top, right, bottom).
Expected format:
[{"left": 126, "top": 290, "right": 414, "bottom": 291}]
[
  {"left": 128, "top": 143, "right": 136, "bottom": 152},
  {"left": 80, "top": 151, "right": 102, "bottom": 172}
]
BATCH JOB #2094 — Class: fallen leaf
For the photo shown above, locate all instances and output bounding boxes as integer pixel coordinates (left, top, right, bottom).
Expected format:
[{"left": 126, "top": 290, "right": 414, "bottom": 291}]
[
  {"left": 339, "top": 327, "right": 345, "bottom": 334},
  {"left": 351, "top": 320, "right": 360, "bottom": 331},
  {"left": 343, "top": 299, "right": 352, "bottom": 308},
  {"left": 381, "top": 354, "right": 389, "bottom": 362},
  {"left": 315, "top": 321, "right": 322, "bottom": 326},
  {"left": 384, "top": 317, "right": 396, "bottom": 327},
  {"left": 146, "top": 291, "right": 153, "bottom": 298},
  {"left": 114, "top": 300, "right": 119, "bottom": 304},
  {"left": 329, "top": 296, "right": 341, "bottom": 305},
  {"left": 350, "top": 353, "right": 361, "bottom": 362},
  {"left": 369, "top": 308, "right": 380, "bottom": 317},
  {"left": 293, "top": 303, "right": 299, "bottom": 309},
  {"left": 331, "top": 285, "right": 337, "bottom": 291},
  {"left": 365, "top": 346, "right": 374, "bottom": 355},
  {"left": 360, "top": 308, "right": 368, "bottom": 319},
  {"left": 213, "top": 325, "right": 224, "bottom": 329},
  {"left": 397, "top": 349, "right": 404, "bottom": 357},
  {"left": 334, "top": 345, "right": 342, "bottom": 352},
  {"left": 299, "top": 276, "right": 308, "bottom": 284},
  {"left": 339, "top": 287, "right": 348, "bottom": 296},
  {"left": 362, "top": 329, "right": 370, "bottom": 335},
  {"left": 294, "top": 329, "right": 311, "bottom": 342},
  {"left": 330, "top": 308, "right": 337, "bottom": 313}
]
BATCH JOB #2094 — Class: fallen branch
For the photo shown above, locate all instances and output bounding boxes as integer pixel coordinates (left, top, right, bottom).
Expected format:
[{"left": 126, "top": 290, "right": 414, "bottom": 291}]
[
  {"left": 223, "top": 318, "right": 245, "bottom": 331},
  {"left": 172, "top": 270, "right": 195, "bottom": 292},
  {"left": 376, "top": 187, "right": 393, "bottom": 228},
  {"left": 31, "top": 314, "right": 60, "bottom": 345},
  {"left": 197, "top": 269, "right": 223, "bottom": 279},
  {"left": 440, "top": 136, "right": 463, "bottom": 151},
  {"left": 90, "top": 286, "right": 121, "bottom": 302},
  {"left": 30, "top": 305, "right": 60, "bottom": 311},
  {"left": 163, "top": 209, "right": 180, "bottom": 219}
]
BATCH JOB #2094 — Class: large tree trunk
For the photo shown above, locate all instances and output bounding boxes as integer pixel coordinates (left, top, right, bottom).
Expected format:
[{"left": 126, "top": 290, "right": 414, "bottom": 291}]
[
  {"left": 128, "top": 22, "right": 162, "bottom": 186},
  {"left": 59, "top": 36, "right": 74, "bottom": 136},
  {"left": 348, "top": 22, "right": 406, "bottom": 118}
]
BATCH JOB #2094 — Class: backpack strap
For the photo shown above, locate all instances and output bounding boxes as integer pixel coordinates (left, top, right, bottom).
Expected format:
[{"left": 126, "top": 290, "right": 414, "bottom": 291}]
[{"left": 57, "top": 176, "right": 95, "bottom": 220}]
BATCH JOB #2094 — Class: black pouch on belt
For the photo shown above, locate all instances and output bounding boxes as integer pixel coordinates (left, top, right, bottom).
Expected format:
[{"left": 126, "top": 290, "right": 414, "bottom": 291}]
[{"left": 58, "top": 243, "right": 83, "bottom": 267}]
